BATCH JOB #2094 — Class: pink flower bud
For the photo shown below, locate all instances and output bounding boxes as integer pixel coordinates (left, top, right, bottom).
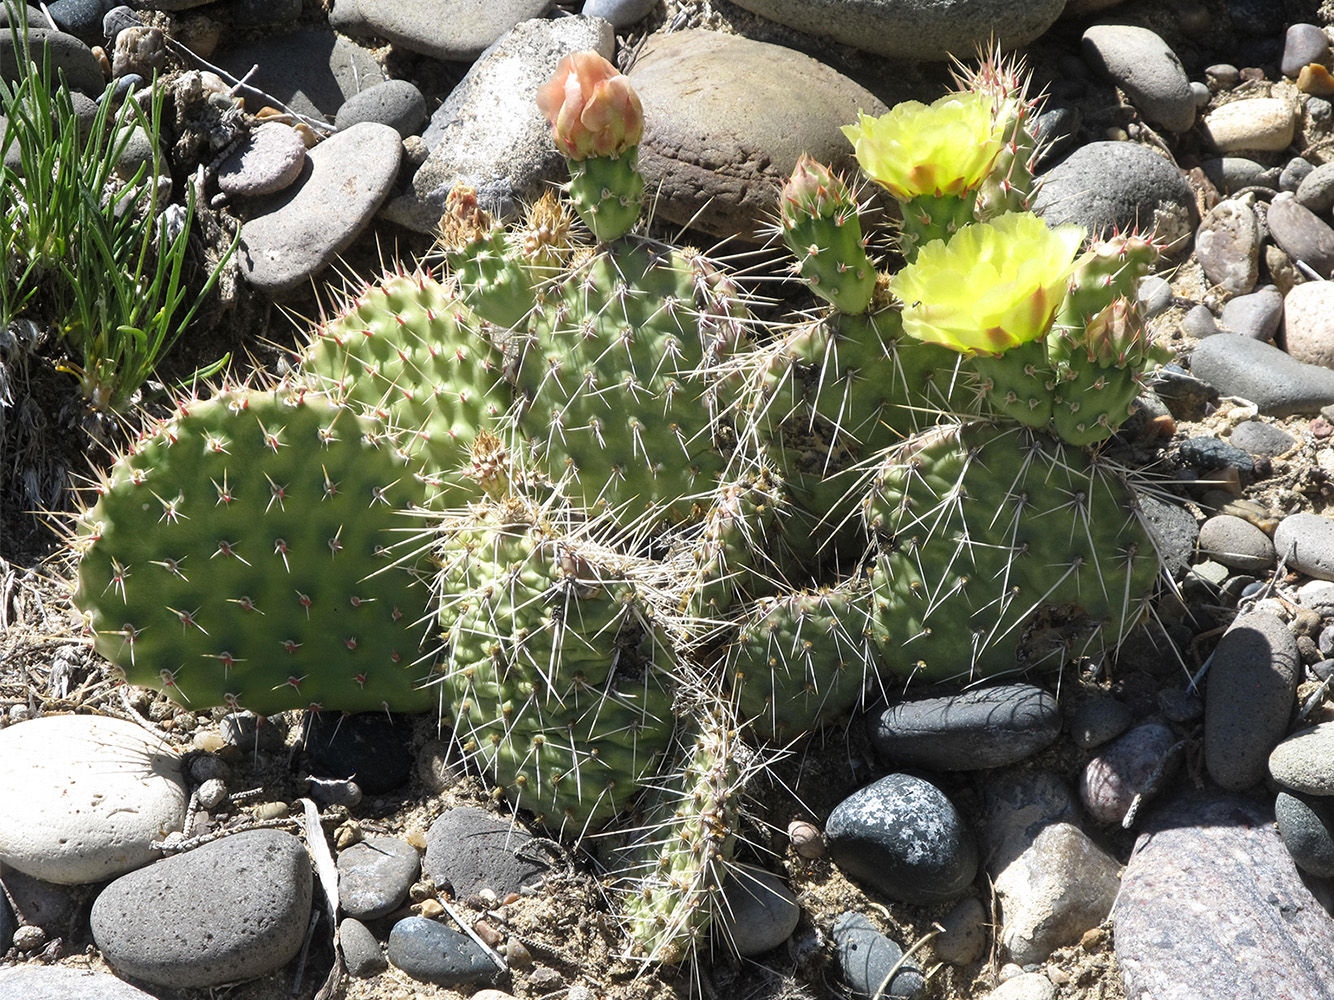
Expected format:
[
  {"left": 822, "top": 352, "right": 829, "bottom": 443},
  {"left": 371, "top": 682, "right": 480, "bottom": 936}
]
[{"left": 537, "top": 51, "right": 644, "bottom": 160}]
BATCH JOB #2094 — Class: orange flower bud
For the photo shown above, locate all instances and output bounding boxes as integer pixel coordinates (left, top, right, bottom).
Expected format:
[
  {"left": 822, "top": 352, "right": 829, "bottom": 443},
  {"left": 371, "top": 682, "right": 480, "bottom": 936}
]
[{"left": 537, "top": 51, "right": 644, "bottom": 160}]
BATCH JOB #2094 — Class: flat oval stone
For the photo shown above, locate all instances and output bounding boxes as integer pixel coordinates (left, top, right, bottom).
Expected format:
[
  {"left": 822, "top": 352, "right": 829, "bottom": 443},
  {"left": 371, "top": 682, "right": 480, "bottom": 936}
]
[
  {"left": 1229, "top": 419, "right": 1295, "bottom": 455},
  {"left": 1201, "top": 98, "right": 1297, "bottom": 152},
  {"left": 1219, "top": 285, "right": 1283, "bottom": 341},
  {"left": 338, "top": 835, "right": 421, "bottom": 919},
  {"left": 0, "top": 715, "right": 188, "bottom": 884},
  {"left": 1283, "top": 280, "right": 1334, "bottom": 367},
  {"left": 90, "top": 830, "right": 313, "bottom": 988},
  {"left": 825, "top": 773, "right": 978, "bottom": 905},
  {"left": 715, "top": 864, "right": 801, "bottom": 956},
  {"left": 832, "top": 911, "right": 925, "bottom": 1000},
  {"left": 217, "top": 122, "right": 307, "bottom": 198},
  {"left": 1274, "top": 511, "right": 1334, "bottom": 580},
  {"left": 357, "top": 0, "right": 549, "bottom": 61},
  {"left": 1274, "top": 791, "right": 1334, "bottom": 877},
  {"left": 1269, "top": 721, "right": 1334, "bottom": 793},
  {"left": 388, "top": 915, "right": 499, "bottom": 987},
  {"left": 1267, "top": 192, "right": 1334, "bottom": 278},
  {"left": 239, "top": 121, "right": 401, "bottom": 295},
  {"left": 630, "top": 28, "right": 888, "bottom": 241},
  {"left": 1295, "top": 160, "right": 1334, "bottom": 212},
  {"left": 1070, "top": 694, "right": 1133, "bottom": 750},
  {"left": 1079, "top": 720, "right": 1178, "bottom": 825},
  {"left": 1283, "top": 23, "right": 1330, "bottom": 78},
  {"left": 1194, "top": 199, "right": 1259, "bottom": 295},
  {"left": 867, "top": 684, "right": 1061, "bottom": 771},
  {"left": 1204, "top": 611, "right": 1299, "bottom": 790},
  {"left": 335, "top": 78, "right": 427, "bottom": 138},
  {"left": 725, "top": 0, "right": 1061, "bottom": 62},
  {"left": 1082, "top": 25, "right": 1195, "bottom": 133},
  {"left": 422, "top": 807, "right": 545, "bottom": 900},
  {"left": 0, "top": 965, "right": 161, "bottom": 999},
  {"left": 0, "top": 28, "right": 105, "bottom": 95},
  {"left": 1189, "top": 334, "right": 1334, "bottom": 416},
  {"left": 1114, "top": 792, "right": 1334, "bottom": 1000},
  {"left": 1196, "top": 514, "right": 1276, "bottom": 572}
]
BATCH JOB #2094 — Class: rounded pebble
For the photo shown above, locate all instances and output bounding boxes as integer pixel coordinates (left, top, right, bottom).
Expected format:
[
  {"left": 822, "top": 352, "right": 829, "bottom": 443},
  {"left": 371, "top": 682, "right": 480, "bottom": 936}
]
[
  {"left": 1282, "top": 280, "right": 1334, "bottom": 368},
  {"left": 90, "top": 830, "right": 313, "bottom": 988},
  {"left": 1295, "top": 161, "right": 1334, "bottom": 213},
  {"left": 340, "top": 916, "right": 388, "bottom": 977},
  {"left": 825, "top": 773, "right": 978, "bottom": 905},
  {"left": 832, "top": 911, "right": 925, "bottom": 1000},
  {"left": 217, "top": 122, "right": 307, "bottom": 198},
  {"left": 1275, "top": 790, "right": 1334, "bottom": 877},
  {"left": 1269, "top": 721, "right": 1334, "bottom": 793},
  {"left": 1079, "top": 721, "right": 1178, "bottom": 824},
  {"left": 1070, "top": 694, "right": 1134, "bottom": 750},
  {"left": 1197, "top": 514, "right": 1276, "bottom": 572},
  {"left": 1267, "top": 192, "right": 1334, "bottom": 278},
  {"left": 422, "top": 807, "right": 545, "bottom": 900},
  {"left": 0, "top": 715, "right": 188, "bottom": 884},
  {"left": 1274, "top": 512, "right": 1334, "bottom": 580},
  {"left": 1231, "top": 420, "right": 1295, "bottom": 455},
  {"left": 335, "top": 78, "right": 427, "bottom": 139},
  {"left": 1189, "top": 334, "right": 1334, "bottom": 416},
  {"left": 934, "top": 895, "right": 988, "bottom": 965},
  {"left": 1201, "top": 98, "right": 1297, "bottom": 153},
  {"left": 580, "top": 0, "right": 657, "bottom": 28},
  {"left": 388, "top": 915, "right": 500, "bottom": 987},
  {"left": 715, "top": 864, "right": 801, "bottom": 956},
  {"left": 1283, "top": 23, "right": 1330, "bottom": 78},
  {"left": 339, "top": 835, "right": 421, "bottom": 920},
  {"left": 1219, "top": 286, "right": 1282, "bottom": 341},
  {"left": 788, "top": 818, "right": 826, "bottom": 859},
  {"left": 984, "top": 973, "right": 1057, "bottom": 1000},
  {"left": 1194, "top": 198, "right": 1259, "bottom": 294},
  {"left": 1136, "top": 275, "right": 1173, "bottom": 318},
  {"left": 1082, "top": 25, "right": 1195, "bottom": 133}
]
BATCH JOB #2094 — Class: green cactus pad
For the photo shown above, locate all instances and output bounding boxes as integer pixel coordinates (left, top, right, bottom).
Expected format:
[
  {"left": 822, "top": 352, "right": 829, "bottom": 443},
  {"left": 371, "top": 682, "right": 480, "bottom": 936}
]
[
  {"left": 568, "top": 148, "right": 645, "bottom": 242},
  {"left": 434, "top": 498, "right": 680, "bottom": 834},
  {"left": 864, "top": 423, "right": 1161, "bottom": 682},
  {"left": 73, "top": 388, "right": 439, "bottom": 715},
  {"left": 301, "top": 270, "right": 510, "bottom": 503}
]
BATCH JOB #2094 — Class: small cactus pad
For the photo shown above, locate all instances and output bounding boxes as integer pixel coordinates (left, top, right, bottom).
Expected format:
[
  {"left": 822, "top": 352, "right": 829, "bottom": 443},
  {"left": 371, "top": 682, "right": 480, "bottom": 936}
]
[
  {"left": 73, "top": 388, "right": 439, "bottom": 715},
  {"left": 864, "top": 423, "right": 1160, "bottom": 682}
]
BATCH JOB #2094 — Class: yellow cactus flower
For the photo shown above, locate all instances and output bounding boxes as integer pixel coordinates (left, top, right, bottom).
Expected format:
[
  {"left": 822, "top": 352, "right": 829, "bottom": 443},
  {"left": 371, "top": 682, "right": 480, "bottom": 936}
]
[
  {"left": 842, "top": 92, "right": 1006, "bottom": 201},
  {"left": 889, "top": 213, "right": 1086, "bottom": 355}
]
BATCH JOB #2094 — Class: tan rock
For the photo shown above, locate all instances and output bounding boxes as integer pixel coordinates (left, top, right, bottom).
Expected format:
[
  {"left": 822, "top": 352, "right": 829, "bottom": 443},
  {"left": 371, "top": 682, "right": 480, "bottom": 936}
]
[{"left": 1201, "top": 98, "right": 1297, "bottom": 152}]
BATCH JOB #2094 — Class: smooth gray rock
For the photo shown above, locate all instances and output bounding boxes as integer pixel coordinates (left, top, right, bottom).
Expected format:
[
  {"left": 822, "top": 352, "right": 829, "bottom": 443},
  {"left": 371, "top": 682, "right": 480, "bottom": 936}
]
[
  {"left": 1115, "top": 792, "right": 1334, "bottom": 1000},
  {"left": 1296, "top": 161, "right": 1334, "bottom": 213},
  {"left": 727, "top": 0, "right": 1062, "bottom": 62},
  {"left": 1275, "top": 791, "right": 1334, "bottom": 877},
  {"left": 1137, "top": 275, "right": 1173, "bottom": 318},
  {"left": 1079, "top": 721, "right": 1179, "bottom": 825},
  {"left": 867, "top": 684, "right": 1061, "bottom": 771},
  {"left": 934, "top": 896, "right": 988, "bottom": 965},
  {"left": 1275, "top": 512, "right": 1334, "bottom": 580},
  {"left": 90, "top": 830, "right": 313, "bottom": 989},
  {"left": 217, "top": 122, "right": 307, "bottom": 198},
  {"left": 1070, "top": 694, "right": 1133, "bottom": 750},
  {"left": 1196, "top": 514, "right": 1276, "bottom": 572},
  {"left": 0, "top": 28, "right": 104, "bottom": 95},
  {"left": 1189, "top": 333, "right": 1334, "bottom": 416},
  {"left": 1219, "top": 285, "right": 1282, "bottom": 341},
  {"left": 338, "top": 835, "right": 420, "bottom": 920},
  {"left": 715, "top": 864, "right": 800, "bottom": 956},
  {"left": 239, "top": 121, "right": 401, "bottom": 295},
  {"left": 392, "top": 15, "right": 612, "bottom": 232},
  {"left": 1267, "top": 192, "right": 1334, "bottom": 278},
  {"left": 1229, "top": 419, "right": 1295, "bottom": 456},
  {"left": 581, "top": 0, "right": 656, "bottom": 27},
  {"left": 422, "top": 807, "right": 546, "bottom": 900},
  {"left": 1202, "top": 156, "right": 1272, "bottom": 193},
  {"left": 215, "top": 28, "right": 386, "bottom": 122},
  {"left": 46, "top": 0, "right": 105, "bottom": 42},
  {"left": 1082, "top": 25, "right": 1195, "bottom": 133},
  {"left": 1034, "top": 141, "right": 1195, "bottom": 250},
  {"left": 1194, "top": 199, "right": 1259, "bottom": 295},
  {"left": 1204, "top": 611, "right": 1299, "bottom": 791},
  {"left": 825, "top": 773, "right": 978, "bottom": 905},
  {"left": 1281, "top": 155, "right": 1315, "bottom": 192},
  {"left": 335, "top": 78, "right": 427, "bottom": 138},
  {"left": 832, "top": 912, "right": 925, "bottom": 1000},
  {"left": 0, "top": 966, "right": 160, "bottom": 999},
  {"left": 1282, "top": 279, "right": 1334, "bottom": 368},
  {"left": 1270, "top": 721, "right": 1334, "bottom": 794},
  {"left": 388, "top": 916, "right": 499, "bottom": 986},
  {"left": 1283, "top": 23, "right": 1330, "bottom": 78},
  {"left": 630, "top": 28, "right": 890, "bottom": 241},
  {"left": 358, "top": 0, "right": 551, "bottom": 61},
  {"left": 340, "top": 916, "right": 387, "bottom": 977}
]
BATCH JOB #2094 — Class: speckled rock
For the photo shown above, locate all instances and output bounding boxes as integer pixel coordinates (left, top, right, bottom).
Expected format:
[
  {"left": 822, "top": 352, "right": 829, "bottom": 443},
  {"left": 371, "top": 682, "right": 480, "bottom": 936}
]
[
  {"left": 388, "top": 915, "right": 500, "bottom": 987},
  {"left": 357, "top": 0, "right": 550, "bottom": 60},
  {"left": 1196, "top": 514, "right": 1276, "bottom": 572},
  {"left": 1194, "top": 199, "right": 1259, "bottom": 294},
  {"left": 1079, "top": 721, "right": 1179, "bottom": 825},
  {"left": 422, "top": 807, "right": 546, "bottom": 900},
  {"left": 1295, "top": 160, "right": 1334, "bottom": 213},
  {"left": 90, "top": 830, "right": 313, "bottom": 989},
  {"left": 1267, "top": 192, "right": 1334, "bottom": 278},
  {"left": 1204, "top": 611, "right": 1299, "bottom": 790},
  {"left": 239, "top": 121, "right": 401, "bottom": 295},
  {"left": 1201, "top": 98, "right": 1298, "bottom": 153},
  {"left": 1033, "top": 141, "right": 1194, "bottom": 250},
  {"left": 391, "top": 15, "right": 612, "bottom": 231},
  {"left": 1269, "top": 721, "right": 1334, "bottom": 794},
  {"left": 1115, "top": 792, "right": 1334, "bottom": 1000},
  {"left": 934, "top": 896, "right": 988, "bottom": 966},
  {"left": 832, "top": 911, "right": 926, "bottom": 1000},
  {"left": 1274, "top": 511, "right": 1334, "bottom": 580},
  {"left": 1274, "top": 791, "right": 1334, "bottom": 877},
  {"left": 217, "top": 122, "right": 307, "bottom": 198},
  {"left": 1283, "top": 280, "right": 1334, "bottom": 368},
  {"left": 629, "top": 28, "right": 889, "bottom": 241},
  {"left": 0, "top": 966, "right": 162, "bottom": 999},
  {"left": 725, "top": 0, "right": 1061, "bottom": 62},
  {"left": 1070, "top": 695, "right": 1134, "bottom": 750},
  {"left": 1230, "top": 420, "right": 1295, "bottom": 455},
  {"left": 0, "top": 715, "right": 188, "bottom": 884},
  {"left": 1189, "top": 333, "right": 1334, "bottom": 416},
  {"left": 338, "top": 836, "right": 421, "bottom": 920},
  {"left": 340, "top": 916, "right": 387, "bottom": 977},
  {"left": 1283, "top": 23, "right": 1330, "bottom": 79},
  {"left": 984, "top": 974, "right": 1056, "bottom": 1000},
  {"left": 1082, "top": 25, "right": 1195, "bottom": 133},
  {"left": 825, "top": 773, "right": 978, "bottom": 905}
]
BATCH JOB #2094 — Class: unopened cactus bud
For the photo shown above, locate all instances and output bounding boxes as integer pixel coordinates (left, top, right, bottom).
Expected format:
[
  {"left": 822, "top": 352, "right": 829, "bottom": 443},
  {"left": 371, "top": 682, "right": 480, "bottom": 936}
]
[
  {"left": 779, "top": 155, "right": 876, "bottom": 314},
  {"left": 537, "top": 51, "right": 643, "bottom": 161},
  {"left": 438, "top": 185, "right": 536, "bottom": 330}
]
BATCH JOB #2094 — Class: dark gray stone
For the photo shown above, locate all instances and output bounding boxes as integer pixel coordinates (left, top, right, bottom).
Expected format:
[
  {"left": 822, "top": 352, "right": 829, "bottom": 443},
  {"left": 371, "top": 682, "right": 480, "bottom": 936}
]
[
  {"left": 0, "top": 966, "right": 160, "bottom": 999},
  {"left": 1202, "top": 156, "right": 1271, "bottom": 193},
  {"left": 357, "top": 0, "right": 551, "bottom": 61},
  {"left": 715, "top": 864, "right": 800, "bottom": 957},
  {"left": 1181, "top": 303, "right": 1219, "bottom": 338},
  {"left": 2, "top": 868, "right": 74, "bottom": 937},
  {"left": 1189, "top": 333, "right": 1334, "bottom": 416},
  {"left": 825, "top": 773, "right": 977, "bottom": 905},
  {"left": 867, "top": 684, "right": 1061, "bottom": 771},
  {"left": 1281, "top": 155, "right": 1315, "bottom": 192},
  {"left": 1079, "top": 721, "right": 1179, "bottom": 825},
  {"left": 422, "top": 806, "right": 546, "bottom": 900},
  {"left": 1219, "top": 286, "right": 1283, "bottom": 341},
  {"left": 581, "top": 0, "right": 656, "bottom": 27},
  {"left": 1283, "top": 23, "right": 1330, "bottom": 78},
  {"left": 1205, "top": 611, "right": 1299, "bottom": 791},
  {"left": 215, "top": 28, "right": 387, "bottom": 122},
  {"left": 216, "top": 122, "right": 306, "bottom": 198},
  {"left": 388, "top": 916, "right": 500, "bottom": 987},
  {"left": 1196, "top": 514, "right": 1276, "bottom": 573},
  {"left": 1194, "top": 199, "right": 1258, "bottom": 295},
  {"left": 1296, "top": 161, "right": 1334, "bottom": 214},
  {"left": 1034, "top": 141, "right": 1195, "bottom": 251},
  {"left": 832, "top": 911, "right": 925, "bottom": 1000},
  {"left": 1137, "top": 494, "right": 1198, "bottom": 579},
  {"left": 335, "top": 79, "right": 426, "bottom": 139},
  {"left": 1178, "top": 435, "right": 1254, "bottom": 474},
  {"left": 340, "top": 916, "right": 387, "bottom": 978},
  {"left": 1275, "top": 512, "right": 1334, "bottom": 581},
  {"left": 1229, "top": 419, "right": 1296, "bottom": 456},
  {"left": 0, "top": 28, "right": 105, "bottom": 96},
  {"left": 1082, "top": 25, "right": 1195, "bottom": 133},
  {"left": 1275, "top": 791, "right": 1334, "bottom": 877},
  {"left": 1070, "top": 694, "right": 1133, "bottom": 750},
  {"left": 90, "top": 830, "right": 313, "bottom": 989},
  {"left": 1267, "top": 192, "right": 1334, "bottom": 278},
  {"left": 46, "top": 0, "right": 107, "bottom": 42},
  {"left": 1115, "top": 792, "right": 1334, "bottom": 1000},
  {"left": 338, "top": 836, "right": 420, "bottom": 920}
]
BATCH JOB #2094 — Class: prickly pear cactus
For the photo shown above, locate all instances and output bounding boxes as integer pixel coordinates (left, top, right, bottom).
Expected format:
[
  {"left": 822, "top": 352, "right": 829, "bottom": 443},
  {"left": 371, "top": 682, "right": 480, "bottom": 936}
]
[
  {"left": 72, "top": 388, "right": 439, "bottom": 715},
  {"left": 863, "top": 422, "right": 1161, "bottom": 682}
]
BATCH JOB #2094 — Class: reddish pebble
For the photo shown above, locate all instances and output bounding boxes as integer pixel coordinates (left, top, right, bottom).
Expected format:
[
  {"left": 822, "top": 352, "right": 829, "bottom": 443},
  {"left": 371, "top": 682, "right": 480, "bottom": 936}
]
[
  {"left": 788, "top": 818, "right": 826, "bottom": 859},
  {"left": 1313, "top": 417, "right": 1333, "bottom": 438}
]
